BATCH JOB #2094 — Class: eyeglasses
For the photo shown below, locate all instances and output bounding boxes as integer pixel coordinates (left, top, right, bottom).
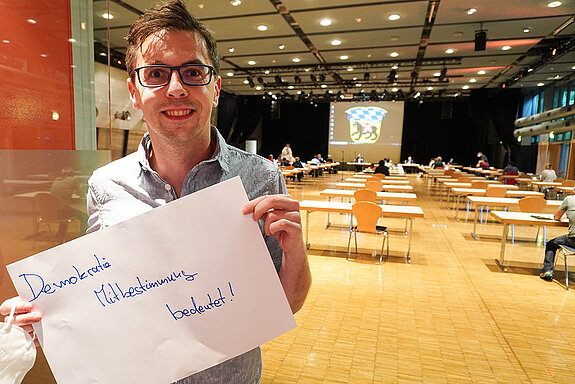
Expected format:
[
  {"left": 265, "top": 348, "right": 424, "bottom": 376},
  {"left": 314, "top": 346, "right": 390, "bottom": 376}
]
[{"left": 131, "top": 64, "right": 215, "bottom": 87}]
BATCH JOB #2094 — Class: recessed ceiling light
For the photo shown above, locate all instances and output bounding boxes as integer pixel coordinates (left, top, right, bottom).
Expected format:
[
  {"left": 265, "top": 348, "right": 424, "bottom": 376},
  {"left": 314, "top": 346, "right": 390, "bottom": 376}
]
[
  {"left": 255, "top": 86, "right": 262, "bottom": 90},
  {"left": 390, "top": 52, "right": 399, "bottom": 57},
  {"left": 2, "top": 40, "right": 10, "bottom": 44},
  {"left": 278, "top": 44, "right": 285, "bottom": 49},
  {"left": 226, "top": 72, "right": 234, "bottom": 77},
  {"left": 392, "top": 88, "right": 399, "bottom": 92},
  {"left": 390, "top": 36, "right": 400, "bottom": 41},
  {"left": 355, "top": 83, "right": 362, "bottom": 87},
  {"left": 537, "top": 82, "right": 545, "bottom": 86},
  {"left": 248, "top": 60, "right": 256, "bottom": 65},
  {"left": 40, "top": 54, "right": 47, "bottom": 58},
  {"left": 502, "top": 45, "right": 512, "bottom": 51},
  {"left": 304, "top": 68, "right": 310, "bottom": 72},
  {"left": 353, "top": 77, "right": 357, "bottom": 80},
  {"left": 81, "top": 22, "right": 87, "bottom": 30},
  {"left": 101, "top": 13, "right": 113, "bottom": 20},
  {"left": 292, "top": 57, "right": 301, "bottom": 63},
  {"left": 523, "top": 27, "right": 531, "bottom": 33},
  {"left": 99, "top": 52, "right": 107, "bottom": 56},
  {"left": 355, "top": 18, "right": 362, "bottom": 23},
  {"left": 197, "top": 3, "right": 204, "bottom": 9},
  {"left": 321, "top": 84, "right": 327, "bottom": 88},
  {"left": 264, "top": 70, "right": 270, "bottom": 74},
  {"left": 388, "top": 14, "right": 400, "bottom": 21},
  {"left": 434, "top": 72, "right": 441, "bottom": 77},
  {"left": 347, "top": 67, "right": 354, "bottom": 71},
  {"left": 27, "top": 19, "right": 37, "bottom": 24},
  {"left": 547, "top": 1, "right": 561, "bottom": 7},
  {"left": 462, "top": 85, "right": 470, "bottom": 89},
  {"left": 257, "top": 25, "right": 268, "bottom": 31},
  {"left": 572, "top": 65, "right": 575, "bottom": 70},
  {"left": 228, "top": 48, "right": 235, "bottom": 53},
  {"left": 427, "top": 86, "right": 433, "bottom": 90},
  {"left": 230, "top": 0, "right": 241, "bottom": 6},
  {"left": 478, "top": 70, "right": 486, "bottom": 75},
  {"left": 243, "top": 80, "right": 249, "bottom": 84},
  {"left": 339, "top": 55, "right": 349, "bottom": 60},
  {"left": 331, "top": 39, "right": 342, "bottom": 46},
  {"left": 465, "top": 8, "right": 477, "bottom": 15},
  {"left": 528, "top": 68, "right": 534, "bottom": 72},
  {"left": 320, "top": 18, "right": 332, "bottom": 26},
  {"left": 288, "top": 85, "right": 294, "bottom": 89},
  {"left": 469, "top": 78, "right": 477, "bottom": 83},
  {"left": 68, "top": 38, "right": 76, "bottom": 43},
  {"left": 391, "top": 65, "right": 399, "bottom": 70},
  {"left": 445, "top": 48, "right": 454, "bottom": 54}
]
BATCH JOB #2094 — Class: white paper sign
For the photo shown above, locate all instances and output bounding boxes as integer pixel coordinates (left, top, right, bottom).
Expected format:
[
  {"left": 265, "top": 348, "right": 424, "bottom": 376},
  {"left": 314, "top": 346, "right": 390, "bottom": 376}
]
[{"left": 7, "top": 177, "right": 296, "bottom": 384}]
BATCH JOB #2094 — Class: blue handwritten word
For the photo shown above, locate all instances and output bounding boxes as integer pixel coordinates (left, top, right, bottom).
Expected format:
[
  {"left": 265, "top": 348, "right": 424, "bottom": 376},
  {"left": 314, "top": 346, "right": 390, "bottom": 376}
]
[
  {"left": 166, "top": 282, "right": 235, "bottom": 321},
  {"left": 93, "top": 270, "right": 198, "bottom": 307},
  {"left": 18, "top": 255, "right": 111, "bottom": 302}
]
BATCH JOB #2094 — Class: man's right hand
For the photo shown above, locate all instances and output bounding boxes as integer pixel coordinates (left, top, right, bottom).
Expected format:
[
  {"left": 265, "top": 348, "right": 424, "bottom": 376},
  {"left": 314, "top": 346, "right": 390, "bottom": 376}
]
[{"left": 0, "top": 297, "right": 42, "bottom": 345}]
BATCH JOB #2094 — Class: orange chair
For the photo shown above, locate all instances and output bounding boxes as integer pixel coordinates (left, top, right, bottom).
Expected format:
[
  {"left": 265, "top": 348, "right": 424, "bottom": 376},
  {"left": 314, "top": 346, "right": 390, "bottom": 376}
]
[
  {"left": 347, "top": 201, "right": 389, "bottom": 264},
  {"left": 513, "top": 196, "right": 548, "bottom": 243},
  {"left": 354, "top": 189, "right": 377, "bottom": 203},
  {"left": 365, "top": 180, "right": 383, "bottom": 192}
]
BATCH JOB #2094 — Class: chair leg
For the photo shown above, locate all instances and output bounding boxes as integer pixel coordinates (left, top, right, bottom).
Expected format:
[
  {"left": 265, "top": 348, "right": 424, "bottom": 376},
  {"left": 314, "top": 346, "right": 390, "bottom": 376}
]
[
  {"left": 354, "top": 231, "right": 358, "bottom": 255},
  {"left": 379, "top": 234, "right": 385, "bottom": 264},
  {"left": 347, "top": 230, "right": 352, "bottom": 260},
  {"left": 565, "top": 250, "right": 569, "bottom": 290},
  {"left": 511, "top": 225, "right": 514, "bottom": 244}
]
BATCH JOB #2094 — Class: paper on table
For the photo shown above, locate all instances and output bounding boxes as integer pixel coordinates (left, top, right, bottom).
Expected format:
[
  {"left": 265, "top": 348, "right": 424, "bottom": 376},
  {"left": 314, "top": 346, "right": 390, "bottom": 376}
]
[{"left": 7, "top": 177, "right": 296, "bottom": 383}]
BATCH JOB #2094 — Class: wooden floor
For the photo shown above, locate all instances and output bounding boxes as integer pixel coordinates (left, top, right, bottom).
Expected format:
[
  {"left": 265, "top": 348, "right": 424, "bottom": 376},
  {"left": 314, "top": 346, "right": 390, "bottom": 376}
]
[{"left": 262, "top": 171, "right": 575, "bottom": 383}]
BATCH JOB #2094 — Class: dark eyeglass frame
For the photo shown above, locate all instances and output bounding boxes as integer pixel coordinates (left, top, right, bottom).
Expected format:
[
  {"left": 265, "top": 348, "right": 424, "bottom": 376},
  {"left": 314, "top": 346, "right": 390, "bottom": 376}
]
[{"left": 131, "top": 64, "right": 215, "bottom": 88}]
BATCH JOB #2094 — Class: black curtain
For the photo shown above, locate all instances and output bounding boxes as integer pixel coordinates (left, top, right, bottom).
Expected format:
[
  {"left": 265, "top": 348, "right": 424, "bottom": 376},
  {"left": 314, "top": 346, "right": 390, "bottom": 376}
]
[{"left": 217, "top": 93, "right": 264, "bottom": 148}]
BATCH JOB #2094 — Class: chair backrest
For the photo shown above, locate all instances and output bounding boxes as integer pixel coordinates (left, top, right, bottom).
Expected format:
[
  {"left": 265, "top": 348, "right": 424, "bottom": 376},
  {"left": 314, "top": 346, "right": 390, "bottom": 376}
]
[
  {"left": 562, "top": 180, "right": 575, "bottom": 187},
  {"left": 371, "top": 173, "right": 385, "bottom": 181},
  {"left": 444, "top": 169, "right": 456, "bottom": 176},
  {"left": 34, "top": 192, "right": 63, "bottom": 221},
  {"left": 471, "top": 180, "right": 489, "bottom": 189},
  {"left": 284, "top": 165, "right": 294, "bottom": 170},
  {"left": 365, "top": 180, "right": 383, "bottom": 192},
  {"left": 352, "top": 201, "right": 383, "bottom": 233},
  {"left": 518, "top": 196, "right": 547, "bottom": 213},
  {"left": 554, "top": 178, "right": 565, "bottom": 183},
  {"left": 354, "top": 189, "right": 377, "bottom": 202},
  {"left": 485, "top": 186, "right": 506, "bottom": 197},
  {"left": 459, "top": 176, "right": 473, "bottom": 183}
]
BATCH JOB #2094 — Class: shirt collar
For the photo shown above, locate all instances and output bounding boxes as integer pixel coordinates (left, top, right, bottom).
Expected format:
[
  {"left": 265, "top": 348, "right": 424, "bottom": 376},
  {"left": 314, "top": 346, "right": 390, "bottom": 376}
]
[{"left": 136, "top": 127, "right": 230, "bottom": 174}]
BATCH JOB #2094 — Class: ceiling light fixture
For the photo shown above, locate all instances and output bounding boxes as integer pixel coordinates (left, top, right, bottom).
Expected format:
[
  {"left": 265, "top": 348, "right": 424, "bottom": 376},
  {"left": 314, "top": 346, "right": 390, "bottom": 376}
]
[
  {"left": 462, "top": 85, "right": 470, "bottom": 90},
  {"left": 466, "top": 8, "right": 477, "bottom": 15},
  {"left": 292, "top": 57, "right": 301, "bottom": 63},
  {"left": 339, "top": 55, "right": 349, "bottom": 60},
  {"left": 547, "top": 1, "right": 562, "bottom": 7},
  {"left": 388, "top": 14, "right": 400, "bottom": 21},
  {"left": 523, "top": 27, "right": 531, "bottom": 33},
  {"left": 445, "top": 48, "right": 454, "bottom": 54},
  {"left": 390, "top": 52, "right": 399, "bottom": 57},
  {"left": 248, "top": 60, "right": 256, "bottom": 65},
  {"left": 347, "top": 67, "right": 354, "bottom": 71},
  {"left": 475, "top": 23, "right": 487, "bottom": 51},
  {"left": 331, "top": 39, "right": 342, "bottom": 46},
  {"left": 226, "top": 72, "right": 234, "bottom": 77},
  {"left": 469, "top": 78, "right": 477, "bottom": 83},
  {"left": 230, "top": 0, "right": 241, "bottom": 6},
  {"left": 278, "top": 44, "right": 285, "bottom": 49},
  {"left": 228, "top": 48, "right": 235, "bottom": 53},
  {"left": 257, "top": 25, "right": 268, "bottom": 31},
  {"left": 434, "top": 72, "right": 441, "bottom": 77},
  {"left": 502, "top": 45, "right": 512, "bottom": 51},
  {"left": 478, "top": 70, "right": 486, "bottom": 75},
  {"left": 320, "top": 19, "right": 332, "bottom": 26},
  {"left": 101, "top": 13, "right": 113, "bottom": 20},
  {"left": 392, "top": 87, "right": 399, "bottom": 92}
]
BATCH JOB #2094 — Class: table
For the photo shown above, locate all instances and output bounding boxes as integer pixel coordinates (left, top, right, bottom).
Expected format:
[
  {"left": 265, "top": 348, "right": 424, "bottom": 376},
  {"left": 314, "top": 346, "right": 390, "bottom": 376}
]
[
  {"left": 466, "top": 196, "right": 562, "bottom": 239},
  {"left": 319, "top": 189, "right": 417, "bottom": 204},
  {"left": 353, "top": 174, "right": 408, "bottom": 180},
  {"left": 299, "top": 200, "right": 424, "bottom": 262},
  {"left": 335, "top": 183, "right": 414, "bottom": 192},
  {"left": 451, "top": 188, "right": 544, "bottom": 220},
  {"left": 345, "top": 178, "right": 410, "bottom": 185},
  {"left": 489, "top": 211, "right": 567, "bottom": 271}
]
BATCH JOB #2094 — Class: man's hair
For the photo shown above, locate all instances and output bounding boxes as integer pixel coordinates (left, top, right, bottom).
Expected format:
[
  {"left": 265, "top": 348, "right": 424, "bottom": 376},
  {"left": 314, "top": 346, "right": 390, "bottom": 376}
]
[{"left": 125, "top": 0, "right": 220, "bottom": 75}]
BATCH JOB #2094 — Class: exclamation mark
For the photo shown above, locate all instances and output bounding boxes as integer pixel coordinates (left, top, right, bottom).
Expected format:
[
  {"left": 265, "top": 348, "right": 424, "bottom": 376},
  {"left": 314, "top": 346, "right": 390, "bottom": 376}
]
[{"left": 228, "top": 282, "right": 234, "bottom": 301}]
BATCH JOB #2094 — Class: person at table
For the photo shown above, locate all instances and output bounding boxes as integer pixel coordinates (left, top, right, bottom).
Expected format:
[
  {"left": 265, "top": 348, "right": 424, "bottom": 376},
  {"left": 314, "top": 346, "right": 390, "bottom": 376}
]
[
  {"left": 404, "top": 156, "right": 414, "bottom": 164},
  {"left": 292, "top": 157, "right": 305, "bottom": 181},
  {"left": 477, "top": 151, "right": 489, "bottom": 165},
  {"left": 0, "top": 1, "right": 311, "bottom": 382},
  {"left": 476, "top": 157, "right": 490, "bottom": 169},
  {"left": 317, "top": 153, "right": 325, "bottom": 164},
  {"left": 354, "top": 153, "right": 364, "bottom": 163},
  {"left": 502, "top": 161, "right": 519, "bottom": 185},
  {"left": 431, "top": 156, "right": 445, "bottom": 169},
  {"left": 540, "top": 194, "right": 575, "bottom": 281},
  {"left": 374, "top": 160, "right": 390, "bottom": 176},
  {"left": 50, "top": 167, "right": 89, "bottom": 236},
  {"left": 540, "top": 163, "right": 557, "bottom": 182}
]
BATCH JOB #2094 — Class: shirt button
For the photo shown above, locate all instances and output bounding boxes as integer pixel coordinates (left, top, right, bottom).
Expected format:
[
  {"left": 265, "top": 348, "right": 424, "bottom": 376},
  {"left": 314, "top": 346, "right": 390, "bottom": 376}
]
[{"left": 165, "top": 184, "right": 172, "bottom": 191}]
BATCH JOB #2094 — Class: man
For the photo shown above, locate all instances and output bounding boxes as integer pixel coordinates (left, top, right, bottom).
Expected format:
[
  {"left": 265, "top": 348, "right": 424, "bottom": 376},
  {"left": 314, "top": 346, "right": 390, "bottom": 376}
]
[
  {"left": 1, "top": 1, "right": 311, "bottom": 382},
  {"left": 540, "top": 194, "right": 575, "bottom": 281},
  {"left": 280, "top": 143, "right": 294, "bottom": 164}
]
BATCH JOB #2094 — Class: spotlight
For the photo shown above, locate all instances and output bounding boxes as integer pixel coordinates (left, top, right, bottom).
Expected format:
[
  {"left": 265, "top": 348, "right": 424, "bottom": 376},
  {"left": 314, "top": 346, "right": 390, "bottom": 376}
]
[
  {"left": 319, "top": 74, "right": 326, "bottom": 82},
  {"left": 294, "top": 75, "right": 301, "bottom": 84},
  {"left": 370, "top": 89, "right": 378, "bottom": 100},
  {"left": 364, "top": 72, "right": 370, "bottom": 81},
  {"left": 275, "top": 75, "right": 283, "bottom": 85},
  {"left": 387, "top": 69, "right": 398, "bottom": 83},
  {"left": 257, "top": 76, "right": 264, "bottom": 84},
  {"left": 475, "top": 27, "right": 487, "bottom": 51},
  {"left": 247, "top": 76, "right": 255, "bottom": 88},
  {"left": 310, "top": 74, "right": 318, "bottom": 83}
]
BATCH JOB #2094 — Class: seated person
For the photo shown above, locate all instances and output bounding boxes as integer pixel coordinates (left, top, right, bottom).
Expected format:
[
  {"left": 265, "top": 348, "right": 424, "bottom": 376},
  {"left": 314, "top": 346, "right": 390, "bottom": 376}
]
[
  {"left": 502, "top": 161, "right": 519, "bottom": 185},
  {"left": 431, "top": 156, "right": 445, "bottom": 169},
  {"left": 540, "top": 193, "right": 575, "bottom": 281},
  {"left": 404, "top": 156, "right": 414, "bottom": 164},
  {"left": 374, "top": 160, "right": 390, "bottom": 176},
  {"left": 292, "top": 157, "right": 304, "bottom": 181},
  {"left": 540, "top": 163, "right": 557, "bottom": 182},
  {"left": 476, "top": 159, "right": 490, "bottom": 169},
  {"left": 50, "top": 167, "right": 88, "bottom": 236},
  {"left": 317, "top": 154, "right": 325, "bottom": 164}
]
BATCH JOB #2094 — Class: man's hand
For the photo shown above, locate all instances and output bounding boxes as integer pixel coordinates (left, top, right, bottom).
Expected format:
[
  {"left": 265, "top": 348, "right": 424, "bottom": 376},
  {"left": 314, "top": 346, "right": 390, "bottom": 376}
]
[
  {"left": 242, "top": 194, "right": 311, "bottom": 313},
  {"left": 0, "top": 297, "right": 42, "bottom": 345}
]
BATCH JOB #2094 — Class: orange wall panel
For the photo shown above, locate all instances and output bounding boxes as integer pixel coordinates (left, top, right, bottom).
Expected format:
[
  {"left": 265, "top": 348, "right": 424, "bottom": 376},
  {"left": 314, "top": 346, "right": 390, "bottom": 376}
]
[{"left": 0, "top": 0, "right": 75, "bottom": 149}]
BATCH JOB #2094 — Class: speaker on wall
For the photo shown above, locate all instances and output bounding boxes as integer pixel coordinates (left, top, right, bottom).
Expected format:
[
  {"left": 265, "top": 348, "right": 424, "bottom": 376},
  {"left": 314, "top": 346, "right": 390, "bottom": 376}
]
[{"left": 475, "top": 30, "right": 487, "bottom": 51}]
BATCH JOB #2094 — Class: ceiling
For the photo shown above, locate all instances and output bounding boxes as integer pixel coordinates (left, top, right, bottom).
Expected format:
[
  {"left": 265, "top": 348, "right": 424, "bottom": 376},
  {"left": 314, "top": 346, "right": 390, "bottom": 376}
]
[{"left": 93, "top": 0, "right": 575, "bottom": 100}]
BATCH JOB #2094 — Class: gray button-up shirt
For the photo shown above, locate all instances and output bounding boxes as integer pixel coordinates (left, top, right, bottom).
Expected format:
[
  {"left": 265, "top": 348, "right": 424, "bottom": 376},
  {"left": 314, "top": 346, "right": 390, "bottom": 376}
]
[{"left": 87, "top": 127, "right": 287, "bottom": 383}]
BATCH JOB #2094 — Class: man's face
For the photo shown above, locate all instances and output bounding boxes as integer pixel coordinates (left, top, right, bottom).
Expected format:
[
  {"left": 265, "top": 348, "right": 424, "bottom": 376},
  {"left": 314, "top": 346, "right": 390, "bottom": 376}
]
[{"left": 127, "top": 29, "right": 221, "bottom": 148}]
